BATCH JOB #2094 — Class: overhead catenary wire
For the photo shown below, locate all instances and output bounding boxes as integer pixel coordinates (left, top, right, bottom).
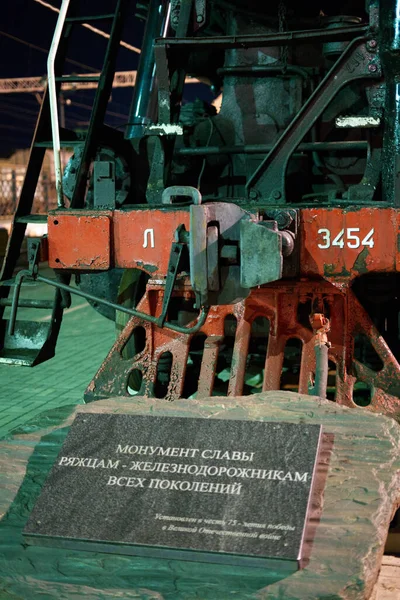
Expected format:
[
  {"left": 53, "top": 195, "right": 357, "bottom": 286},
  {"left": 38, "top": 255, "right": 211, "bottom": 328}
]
[
  {"left": 0, "top": 123, "right": 38, "bottom": 134},
  {"left": 0, "top": 1, "right": 200, "bottom": 147},
  {"left": 0, "top": 30, "right": 96, "bottom": 71},
  {"left": 33, "top": 0, "right": 141, "bottom": 54},
  {"left": 0, "top": 100, "right": 40, "bottom": 116},
  {"left": 0, "top": 108, "right": 37, "bottom": 123},
  {"left": 67, "top": 99, "right": 128, "bottom": 119},
  {"left": 0, "top": 104, "right": 120, "bottom": 132}
]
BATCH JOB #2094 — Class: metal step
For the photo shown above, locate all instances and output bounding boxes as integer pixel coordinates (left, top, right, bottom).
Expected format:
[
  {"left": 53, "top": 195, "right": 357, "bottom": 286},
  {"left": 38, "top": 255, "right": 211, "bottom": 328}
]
[
  {"left": 65, "top": 13, "right": 116, "bottom": 23},
  {"left": 55, "top": 75, "right": 101, "bottom": 83},
  {"left": 1, "top": 278, "right": 39, "bottom": 288},
  {"left": 0, "top": 298, "right": 53, "bottom": 309},
  {"left": 34, "top": 140, "right": 84, "bottom": 148},
  {"left": 0, "top": 319, "right": 55, "bottom": 367},
  {"left": 14, "top": 215, "right": 48, "bottom": 224}
]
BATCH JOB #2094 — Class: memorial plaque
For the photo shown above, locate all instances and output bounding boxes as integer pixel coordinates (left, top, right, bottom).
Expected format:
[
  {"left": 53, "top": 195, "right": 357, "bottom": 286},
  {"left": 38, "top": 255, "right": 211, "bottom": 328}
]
[{"left": 24, "top": 414, "right": 322, "bottom": 569}]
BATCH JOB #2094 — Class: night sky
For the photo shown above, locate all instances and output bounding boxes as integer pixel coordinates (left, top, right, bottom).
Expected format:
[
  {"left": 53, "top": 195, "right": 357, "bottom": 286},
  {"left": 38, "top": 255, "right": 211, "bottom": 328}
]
[{"left": 0, "top": 0, "right": 205, "bottom": 156}]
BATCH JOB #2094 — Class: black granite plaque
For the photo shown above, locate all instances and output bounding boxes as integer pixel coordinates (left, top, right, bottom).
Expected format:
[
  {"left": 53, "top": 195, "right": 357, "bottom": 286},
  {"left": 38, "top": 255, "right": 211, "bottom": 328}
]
[{"left": 24, "top": 414, "right": 322, "bottom": 569}]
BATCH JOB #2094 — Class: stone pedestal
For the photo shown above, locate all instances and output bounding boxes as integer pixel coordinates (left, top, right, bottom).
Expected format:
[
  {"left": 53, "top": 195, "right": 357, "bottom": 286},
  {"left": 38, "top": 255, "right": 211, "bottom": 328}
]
[{"left": 0, "top": 392, "right": 399, "bottom": 599}]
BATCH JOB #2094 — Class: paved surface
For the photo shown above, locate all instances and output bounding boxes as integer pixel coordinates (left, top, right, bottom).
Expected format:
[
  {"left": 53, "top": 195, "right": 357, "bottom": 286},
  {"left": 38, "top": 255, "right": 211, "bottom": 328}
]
[
  {"left": 374, "top": 556, "right": 400, "bottom": 600},
  {"left": 0, "top": 272, "right": 115, "bottom": 439}
]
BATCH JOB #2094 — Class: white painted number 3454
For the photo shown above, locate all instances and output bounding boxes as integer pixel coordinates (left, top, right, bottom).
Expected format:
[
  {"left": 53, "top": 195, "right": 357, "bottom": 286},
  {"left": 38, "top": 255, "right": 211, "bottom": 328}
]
[{"left": 317, "top": 228, "right": 374, "bottom": 250}]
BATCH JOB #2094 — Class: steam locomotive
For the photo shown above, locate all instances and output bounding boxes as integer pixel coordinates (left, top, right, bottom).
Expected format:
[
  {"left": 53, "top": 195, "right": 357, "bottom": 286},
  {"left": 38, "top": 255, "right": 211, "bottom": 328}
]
[{"left": 1, "top": 0, "right": 399, "bottom": 418}]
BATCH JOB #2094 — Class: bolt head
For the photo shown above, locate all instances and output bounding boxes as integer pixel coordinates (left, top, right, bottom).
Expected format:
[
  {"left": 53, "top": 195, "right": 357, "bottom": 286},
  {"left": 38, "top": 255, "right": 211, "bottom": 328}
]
[
  {"left": 272, "top": 190, "right": 282, "bottom": 199},
  {"left": 196, "top": 14, "right": 204, "bottom": 23},
  {"left": 368, "top": 39, "right": 377, "bottom": 49},
  {"left": 369, "top": 63, "right": 378, "bottom": 73},
  {"left": 249, "top": 190, "right": 258, "bottom": 199}
]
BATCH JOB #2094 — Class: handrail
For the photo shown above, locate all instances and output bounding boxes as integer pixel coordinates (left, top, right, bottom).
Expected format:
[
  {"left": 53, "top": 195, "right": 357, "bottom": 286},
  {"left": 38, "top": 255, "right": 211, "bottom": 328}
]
[
  {"left": 36, "top": 274, "right": 209, "bottom": 334},
  {"left": 47, "top": 0, "right": 70, "bottom": 208},
  {"left": 6, "top": 270, "right": 209, "bottom": 336}
]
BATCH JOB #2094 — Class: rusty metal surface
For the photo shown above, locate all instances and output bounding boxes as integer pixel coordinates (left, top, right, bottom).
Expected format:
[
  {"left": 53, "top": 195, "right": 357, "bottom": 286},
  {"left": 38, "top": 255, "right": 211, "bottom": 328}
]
[
  {"left": 47, "top": 209, "right": 190, "bottom": 274},
  {"left": 48, "top": 212, "right": 111, "bottom": 270},
  {"left": 47, "top": 206, "right": 400, "bottom": 280},
  {"left": 301, "top": 207, "right": 399, "bottom": 279},
  {"left": 85, "top": 279, "right": 400, "bottom": 418},
  {"left": 43, "top": 203, "right": 400, "bottom": 419},
  {"left": 113, "top": 209, "right": 191, "bottom": 274}
]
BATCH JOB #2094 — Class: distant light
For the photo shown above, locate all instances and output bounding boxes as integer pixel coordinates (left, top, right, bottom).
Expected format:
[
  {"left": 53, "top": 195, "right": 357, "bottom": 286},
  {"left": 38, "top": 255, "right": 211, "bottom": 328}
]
[{"left": 212, "top": 94, "right": 222, "bottom": 113}]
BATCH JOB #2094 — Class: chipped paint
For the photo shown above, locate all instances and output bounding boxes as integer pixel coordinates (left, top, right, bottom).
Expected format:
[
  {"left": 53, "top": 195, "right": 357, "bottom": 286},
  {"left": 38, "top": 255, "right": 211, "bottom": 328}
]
[
  {"left": 353, "top": 246, "right": 370, "bottom": 275},
  {"left": 324, "top": 264, "right": 350, "bottom": 278},
  {"left": 47, "top": 214, "right": 111, "bottom": 270},
  {"left": 301, "top": 207, "right": 399, "bottom": 279},
  {"left": 136, "top": 261, "right": 158, "bottom": 273}
]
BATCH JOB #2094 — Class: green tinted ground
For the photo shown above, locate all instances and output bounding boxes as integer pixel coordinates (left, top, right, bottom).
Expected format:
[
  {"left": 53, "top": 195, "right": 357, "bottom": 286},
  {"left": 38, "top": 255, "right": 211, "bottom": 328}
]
[
  {"left": 0, "top": 283, "right": 290, "bottom": 599},
  {"left": 0, "top": 274, "right": 115, "bottom": 439}
]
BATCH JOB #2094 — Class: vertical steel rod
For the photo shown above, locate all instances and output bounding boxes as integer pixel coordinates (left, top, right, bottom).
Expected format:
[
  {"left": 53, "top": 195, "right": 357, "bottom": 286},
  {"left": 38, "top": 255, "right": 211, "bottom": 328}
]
[
  {"left": 47, "top": 0, "right": 70, "bottom": 208},
  {"left": 125, "top": 0, "right": 171, "bottom": 138}
]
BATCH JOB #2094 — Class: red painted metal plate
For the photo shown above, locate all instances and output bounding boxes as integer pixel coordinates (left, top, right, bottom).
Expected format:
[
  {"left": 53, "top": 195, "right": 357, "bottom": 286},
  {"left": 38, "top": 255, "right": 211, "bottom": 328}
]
[
  {"left": 48, "top": 213, "right": 111, "bottom": 270},
  {"left": 300, "top": 207, "right": 399, "bottom": 278},
  {"left": 113, "top": 209, "right": 190, "bottom": 274},
  {"left": 47, "top": 206, "right": 400, "bottom": 280}
]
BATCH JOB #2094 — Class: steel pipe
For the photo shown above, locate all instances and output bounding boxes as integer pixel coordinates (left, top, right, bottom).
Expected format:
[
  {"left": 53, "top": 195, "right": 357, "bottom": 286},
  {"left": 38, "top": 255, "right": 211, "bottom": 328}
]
[
  {"left": 36, "top": 274, "right": 208, "bottom": 335},
  {"left": 175, "top": 141, "right": 368, "bottom": 157},
  {"left": 47, "top": 0, "right": 70, "bottom": 208},
  {"left": 312, "top": 344, "right": 329, "bottom": 399},
  {"left": 126, "top": 0, "right": 171, "bottom": 139}
]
